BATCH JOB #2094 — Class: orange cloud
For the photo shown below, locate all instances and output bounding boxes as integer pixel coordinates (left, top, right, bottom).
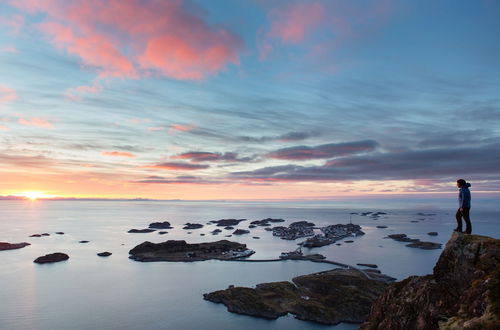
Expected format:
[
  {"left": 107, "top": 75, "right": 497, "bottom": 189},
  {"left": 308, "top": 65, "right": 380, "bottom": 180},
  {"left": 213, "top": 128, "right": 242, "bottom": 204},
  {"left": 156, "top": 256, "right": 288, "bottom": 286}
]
[
  {"left": 18, "top": 117, "right": 54, "bottom": 128},
  {"left": 0, "top": 84, "right": 17, "bottom": 102},
  {"left": 102, "top": 151, "right": 135, "bottom": 158},
  {"left": 169, "top": 123, "right": 197, "bottom": 133},
  {"left": 10, "top": 0, "right": 242, "bottom": 80}
]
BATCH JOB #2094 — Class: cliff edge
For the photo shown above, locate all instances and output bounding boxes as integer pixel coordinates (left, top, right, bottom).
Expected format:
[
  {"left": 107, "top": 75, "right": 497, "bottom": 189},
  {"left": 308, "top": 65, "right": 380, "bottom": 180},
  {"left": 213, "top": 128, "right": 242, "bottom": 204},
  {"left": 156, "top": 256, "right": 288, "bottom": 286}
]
[{"left": 360, "top": 232, "right": 500, "bottom": 330}]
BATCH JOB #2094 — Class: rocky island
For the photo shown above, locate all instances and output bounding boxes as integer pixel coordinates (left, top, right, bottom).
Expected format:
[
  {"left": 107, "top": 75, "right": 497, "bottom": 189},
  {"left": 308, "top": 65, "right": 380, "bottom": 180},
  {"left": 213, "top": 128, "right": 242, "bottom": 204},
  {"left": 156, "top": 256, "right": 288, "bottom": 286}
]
[
  {"left": 0, "top": 241, "right": 30, "bottom": 251},
  {"left": 302, "top": 224, "right": 365, "bottom": 248},
  {"left": 203, "top": 268, "right": 394, "bottom": 325},
  {"left": 361, "top": 232, "right": 499, "bottom": 329},
  {"left": 129, "top": 239, "right": 255, "bottom": 262},
  {"left": 272, "top": 221, "right": 315, "bottom": 240}
]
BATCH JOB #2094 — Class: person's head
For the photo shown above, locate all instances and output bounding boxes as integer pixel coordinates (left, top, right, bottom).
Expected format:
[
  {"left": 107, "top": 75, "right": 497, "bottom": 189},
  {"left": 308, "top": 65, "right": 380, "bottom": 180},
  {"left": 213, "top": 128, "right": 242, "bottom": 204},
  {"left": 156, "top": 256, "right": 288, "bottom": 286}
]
[{"left": 457, "top": 179, "right": 466, "bottom": 188}]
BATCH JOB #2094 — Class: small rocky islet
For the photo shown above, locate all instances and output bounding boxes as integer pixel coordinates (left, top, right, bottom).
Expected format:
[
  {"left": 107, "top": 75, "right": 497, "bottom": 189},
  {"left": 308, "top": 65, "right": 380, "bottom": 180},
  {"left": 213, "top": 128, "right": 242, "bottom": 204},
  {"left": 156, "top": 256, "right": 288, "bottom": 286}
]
[
  {"left": 33, "top": 252, "right": 69, "bottom": 264},
  {"left": 385, "top": 234, "right": 441, "bottom": 250},
  {"left": 0, "top": 241, "right": 31, "bottom": 251}
]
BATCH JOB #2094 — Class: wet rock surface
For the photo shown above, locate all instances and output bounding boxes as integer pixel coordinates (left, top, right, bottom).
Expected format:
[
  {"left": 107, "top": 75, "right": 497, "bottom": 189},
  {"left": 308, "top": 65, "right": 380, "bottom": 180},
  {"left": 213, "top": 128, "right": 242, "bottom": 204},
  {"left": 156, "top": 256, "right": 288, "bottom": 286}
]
[
  {"left": 204, "top": 268, "right": 393, "bottom": 325},
  {"left": 34, "top": 252, "right": 69, "bottom": 264},
  {"left": 360, "top": 233, "right": 500, "bottom": 330}
]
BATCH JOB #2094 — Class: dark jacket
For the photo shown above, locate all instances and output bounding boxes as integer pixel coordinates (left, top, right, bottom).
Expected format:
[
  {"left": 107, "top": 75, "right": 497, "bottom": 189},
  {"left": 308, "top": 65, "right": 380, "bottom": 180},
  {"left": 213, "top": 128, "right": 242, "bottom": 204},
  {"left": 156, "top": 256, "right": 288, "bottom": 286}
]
[{"left": 458, "top": 183, "right": 471, "bottom": 208}]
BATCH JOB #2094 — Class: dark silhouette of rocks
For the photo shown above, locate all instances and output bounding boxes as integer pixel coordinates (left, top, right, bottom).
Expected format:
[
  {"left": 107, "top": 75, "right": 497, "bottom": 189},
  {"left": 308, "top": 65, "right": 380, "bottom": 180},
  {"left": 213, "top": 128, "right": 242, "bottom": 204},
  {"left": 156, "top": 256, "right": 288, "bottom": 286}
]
[
  {"left": 182, "top": 223, "right": 203, "bottom": 230},
  {"left": 272, "top": 221, "right": 316, "bottom": 240},
  {"left": 55, "top": 232, "right": 65, "bottom": 235},
  {"left": 79, "top": 240, "right": 90, "bottom": 243},
  {"left": 360, "top": 233, "right": 499, "bottom": 329},
  {"left": 210, "top": 219, "right": 246, "bottom": 227},
  {"left": 357, "top": 263, "right": 378, "bottom": 268},
  {"left": 158, "top": 231, "right": 168, "bottom": 235},
  {"left": 204, "top": 268, "right": 394, "bottom": 325},
  {"left": 128, "top": 228, "right": 156, "bottom": 233},
  {"left": 386, "top": 234, "right": 441, "bottom": 250},
  {"left": 148, "top": 221, "right": 173, "bottom": 229},
  {"left": 97, "top": 252, "right": 112, "bottom": 257},
  {"left": 224, "top": 226, "right": 234, "bottom": 230},
  {"left": 211, "top": 229, "right": 222, "bottom": 235},
  {"left": 34, "top": 252, "right": 69, "bottom": 264},
  {"left": 200, "top": 233, "right": 205, "bottom": 236},
  {"left": 252, "top": 236, "right": 260, "bottom": 239},
  {"left": 248, "top": 225, "right": 256, "bottom": 229},
  {"left": 376, "top": 226, "right": 387, "bottom": 229},
  {"left": 129, "top": 240, "right": 255, "bottom": 262},
  {"left": 0, "top": 242, "right": 30, "bottom": 251},
  {"left": 30, "top": 233, "right": 50, "bottom": 237},
  {"left": 427, "top": 232, "right": 438, "bottom": 236},
  {"left": 345, "top": 240, "right": 354, "bottom": 243},
  {"left": 233, "top": 229, "right": 250, "bottom": 235},
  {"left": 250, "top": 218, "right": 285, "bottom": 227}
]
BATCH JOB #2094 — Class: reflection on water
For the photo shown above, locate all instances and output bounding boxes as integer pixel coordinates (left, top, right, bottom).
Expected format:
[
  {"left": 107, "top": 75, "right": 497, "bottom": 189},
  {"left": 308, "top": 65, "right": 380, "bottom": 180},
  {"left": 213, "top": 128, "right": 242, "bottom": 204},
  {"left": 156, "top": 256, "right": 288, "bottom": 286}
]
[{"left": 1, "top": 200, "right": 498, "bottom": 330}]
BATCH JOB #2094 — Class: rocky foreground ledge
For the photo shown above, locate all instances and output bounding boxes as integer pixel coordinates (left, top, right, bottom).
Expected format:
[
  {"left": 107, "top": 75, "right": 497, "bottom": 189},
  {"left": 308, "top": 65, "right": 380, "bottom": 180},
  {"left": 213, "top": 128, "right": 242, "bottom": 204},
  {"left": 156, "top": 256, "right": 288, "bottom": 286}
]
[
  {"left": 203, "top": 268, "right": 394, "bottom": 325},
  {"left": 360, "top": 232, "right": 500, "bottom": 329},
  {"left": 129, "top": 240, "right": 255, "bottom": 262}
]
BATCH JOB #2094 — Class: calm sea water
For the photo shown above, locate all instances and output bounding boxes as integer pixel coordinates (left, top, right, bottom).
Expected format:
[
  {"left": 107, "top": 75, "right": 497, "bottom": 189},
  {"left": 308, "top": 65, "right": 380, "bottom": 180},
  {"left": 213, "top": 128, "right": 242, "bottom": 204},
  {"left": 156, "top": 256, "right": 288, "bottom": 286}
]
[{"left": 1, "top": 198, "right": 498, "bottom": 330}]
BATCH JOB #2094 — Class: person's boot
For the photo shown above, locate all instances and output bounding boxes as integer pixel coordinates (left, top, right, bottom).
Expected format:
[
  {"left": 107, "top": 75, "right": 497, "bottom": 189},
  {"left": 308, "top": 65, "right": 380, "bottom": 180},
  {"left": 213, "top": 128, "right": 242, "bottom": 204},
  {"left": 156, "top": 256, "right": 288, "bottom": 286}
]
[{"left": 453, "top": 228, "right": 462, "bottom": 233}]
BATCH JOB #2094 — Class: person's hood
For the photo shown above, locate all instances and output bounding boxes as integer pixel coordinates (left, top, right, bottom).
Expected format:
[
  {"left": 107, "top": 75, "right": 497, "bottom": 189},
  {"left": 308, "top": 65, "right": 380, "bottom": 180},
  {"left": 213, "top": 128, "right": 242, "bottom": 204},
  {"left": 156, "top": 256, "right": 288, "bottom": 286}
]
[{"left": 461, "top": 183, "right": 471, "bottom": 188}]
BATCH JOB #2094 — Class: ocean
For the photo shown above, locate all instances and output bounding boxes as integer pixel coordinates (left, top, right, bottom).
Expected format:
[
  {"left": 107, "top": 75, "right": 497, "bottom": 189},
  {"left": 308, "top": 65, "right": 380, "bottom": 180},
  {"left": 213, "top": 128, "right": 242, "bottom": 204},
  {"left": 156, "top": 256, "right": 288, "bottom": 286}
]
[{"left": 1, "top": 198, "right": 498, "bottom": 330}]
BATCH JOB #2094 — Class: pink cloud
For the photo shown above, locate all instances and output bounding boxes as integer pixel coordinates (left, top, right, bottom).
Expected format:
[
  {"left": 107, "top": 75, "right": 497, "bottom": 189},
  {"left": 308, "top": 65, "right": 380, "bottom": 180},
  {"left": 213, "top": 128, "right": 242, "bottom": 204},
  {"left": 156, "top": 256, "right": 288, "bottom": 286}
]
[
  {"left": 259, "top": 0, "right": 393, "bottom": 59},
  {"left": 0, "top": 14, "right": 25, "bottom": 34},
  {"left": 147, "top": 127, "right": 164, "bottom": 131},
  {"left": 144, "top": 162, "right": 209, "bottom": 171},
  {"left": 0, "top": 85, "right": 17, "bottom": 103},
  {"left": 169, "top": 123, "right": 197, "bottom": 133},
  {"left": 0, "top": 125, "right": 9, "bottom": 131},
  {"left": 0, "top": 45, "right": 18, "bottom": 53},
  {"left": 65, "top": 83, "right": 103, "bottom": 101},
  {"left": 101, "top": 151, "right": 135, "bottom": 158},
  {"left": 9, "top": 0, "right": 242, "bottom": 80},
  {"left": 18, "top": 117, "right": 54, "bottom": 129}
]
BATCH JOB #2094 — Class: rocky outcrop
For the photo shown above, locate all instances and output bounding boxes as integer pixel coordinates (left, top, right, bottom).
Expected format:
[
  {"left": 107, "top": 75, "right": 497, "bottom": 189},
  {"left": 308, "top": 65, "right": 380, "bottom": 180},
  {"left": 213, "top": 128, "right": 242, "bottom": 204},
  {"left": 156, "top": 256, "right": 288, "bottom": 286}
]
[
  {"left": 385, "top": 233, "right": 442, "bottom": 250},
  {"left": 210, "top": 219, "right": 246, "bottom": 227},
  {"left": 128, "top": 228, "right": 156, "bottom": 233},
  {"left": 233, "top": 229, "right": 250, "bottom": 235},
  {"left": 203, "top": 268, "right": 393, "bottom": 325},
  {"left": 34, "top": 252, "right": 69, "bottom": 264},
  {"left": 0, "top": 242, "right": 30, "bottom": 251},
  {"left": 129, "top": 239, "right": 254, "bottom": 262},
  {"left": 360, "top": 233, "right": 500, "bottom": 330},
  {"left": 148, "top": 221, "right": 173, "bottom": 229},
  {"left": 182, "top": 223, "right": 204, "bottom": 230},
  {"left": 97, "top": 252, "right": 112, "bottom": 257}
]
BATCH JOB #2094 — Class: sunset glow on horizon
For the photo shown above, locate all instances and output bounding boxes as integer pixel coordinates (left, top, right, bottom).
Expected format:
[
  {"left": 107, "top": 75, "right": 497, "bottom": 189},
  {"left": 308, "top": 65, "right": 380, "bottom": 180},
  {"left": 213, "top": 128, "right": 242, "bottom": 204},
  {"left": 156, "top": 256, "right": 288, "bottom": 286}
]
[{"left": 1, "top": 0, "right": 499, "bottom": 200}]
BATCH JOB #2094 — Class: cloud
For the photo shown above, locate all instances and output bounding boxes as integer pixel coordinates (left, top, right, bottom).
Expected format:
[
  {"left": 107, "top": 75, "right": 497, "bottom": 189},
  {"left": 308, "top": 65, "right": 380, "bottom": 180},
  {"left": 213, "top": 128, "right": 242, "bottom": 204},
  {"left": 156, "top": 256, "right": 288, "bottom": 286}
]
[
  {"left": 267, "top": 140, "right": 379, "bottom": 160},
  {"left": 0, "top": 45, "right": 18, "bottom": 53},
  {"left": 101, "top": 151, "right": 135, "bottom": 158},
  {"left": 18, "top": 117, "right": 54, "bottom": 128},
  {"left": 144, "top": 162, "right": 209, "bottom": 171},
  {"left": 169, "top": 123, "right": 197, "bottom": 133},
  {"left": 232, "top": 142, "right": 500, "bottom": 183},
  {"left": 65, "top": 83, "right": 103, "bottom": 101},
  {"left": 9, "top": 0, "right": 242, "bottom": 80},
  {"left": 0, "top": 84, "right": 17, "bottom": 103},
  {"left": 134, "top": 175, "right": 218, "bottom": 184},
  {"left": 238, "top": 131, "right": 315, "bottom": 143},
  {"left": 172, "top": 151, "right": 253, "bottom": 163},
  {"left": 0, "top": 14, "right": 24, "bottom": 34},
  {"left": 259, "top": 0, "right": 392, "bottom": 59}
]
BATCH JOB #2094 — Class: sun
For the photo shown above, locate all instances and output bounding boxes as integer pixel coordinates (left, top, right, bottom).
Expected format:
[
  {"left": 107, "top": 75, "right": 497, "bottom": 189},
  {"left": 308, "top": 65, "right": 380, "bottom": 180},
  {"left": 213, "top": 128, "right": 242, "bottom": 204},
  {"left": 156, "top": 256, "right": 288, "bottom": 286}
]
[{"left": 15, "top": 191, "right": 55, "bottom": 200}]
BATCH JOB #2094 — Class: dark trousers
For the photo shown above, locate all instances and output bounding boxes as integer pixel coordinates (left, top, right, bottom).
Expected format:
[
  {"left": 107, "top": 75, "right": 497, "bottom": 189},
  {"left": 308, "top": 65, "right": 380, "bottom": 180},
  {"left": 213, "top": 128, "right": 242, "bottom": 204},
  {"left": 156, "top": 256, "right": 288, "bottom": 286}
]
[{"left": 455, "top": 207, "right": 472, "bottom": 234}]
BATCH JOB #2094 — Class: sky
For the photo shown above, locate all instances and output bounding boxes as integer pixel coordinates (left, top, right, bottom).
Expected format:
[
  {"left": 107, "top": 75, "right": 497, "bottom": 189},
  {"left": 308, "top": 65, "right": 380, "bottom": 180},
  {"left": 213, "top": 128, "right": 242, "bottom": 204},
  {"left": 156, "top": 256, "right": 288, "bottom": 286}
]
[{"left": 0, "top": 0, "right": 499, "bottom": 200}]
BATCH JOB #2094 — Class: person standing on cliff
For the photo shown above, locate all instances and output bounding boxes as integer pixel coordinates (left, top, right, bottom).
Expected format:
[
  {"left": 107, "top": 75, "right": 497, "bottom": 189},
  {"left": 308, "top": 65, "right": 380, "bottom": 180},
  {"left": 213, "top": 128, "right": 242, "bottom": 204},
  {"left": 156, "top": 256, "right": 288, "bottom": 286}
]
[{"left": 455, "top": 179, "right": 472, "bottom": 234}]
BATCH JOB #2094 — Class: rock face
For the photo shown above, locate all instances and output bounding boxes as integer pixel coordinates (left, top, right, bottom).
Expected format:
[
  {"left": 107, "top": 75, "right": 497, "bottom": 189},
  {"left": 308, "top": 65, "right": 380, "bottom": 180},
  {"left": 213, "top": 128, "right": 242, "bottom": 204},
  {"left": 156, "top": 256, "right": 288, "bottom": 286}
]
[
  {"left": 204, "top": 268, "right": 393, "bottom": 325},
  {"left": 129, "top": 240, "right": 254, "bottom": 262},
  {"left": 360, "top": 233, "right": 500, "bottom": 330},
  {"left": 34, "top": 252, "right": 69, "bottom": 264},
  {"left": 0, "top": 242, "right": 31, "bottom": 251}
]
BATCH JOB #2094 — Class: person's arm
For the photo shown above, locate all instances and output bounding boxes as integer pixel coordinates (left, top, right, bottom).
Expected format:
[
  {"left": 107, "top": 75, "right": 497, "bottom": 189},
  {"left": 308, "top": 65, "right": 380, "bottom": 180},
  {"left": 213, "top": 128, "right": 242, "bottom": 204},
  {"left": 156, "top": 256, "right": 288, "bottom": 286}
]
[{"left": 459, "top": 189, "right": 464, "bottom": 211}]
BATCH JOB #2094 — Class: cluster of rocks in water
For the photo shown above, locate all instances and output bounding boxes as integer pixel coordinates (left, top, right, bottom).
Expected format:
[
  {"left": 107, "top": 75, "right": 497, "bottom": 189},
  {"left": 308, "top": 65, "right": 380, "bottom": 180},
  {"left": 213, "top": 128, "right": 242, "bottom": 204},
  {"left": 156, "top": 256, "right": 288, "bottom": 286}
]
[
  {"left": 302, "top": 224, "right": 365, "bottom": 248},
  {"left": 203, "top": 268, "right": 395, "bottom": 325},
  {"left": 385, "top": 234, "right": 442, "bottom": 250},
  {"left": 128, "top": 239, "right": 255, "bottom": 262}
]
